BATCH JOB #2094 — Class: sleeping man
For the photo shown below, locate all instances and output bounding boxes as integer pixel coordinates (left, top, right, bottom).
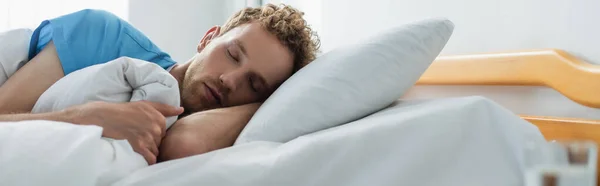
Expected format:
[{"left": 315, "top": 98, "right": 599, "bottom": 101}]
[{"left": 0, "top": 4, "right": 319, "bottom": 164}]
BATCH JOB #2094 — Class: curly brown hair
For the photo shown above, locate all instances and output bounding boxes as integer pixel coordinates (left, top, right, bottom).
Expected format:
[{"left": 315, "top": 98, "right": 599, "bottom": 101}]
[{"left": 221, "top": 3, "right": 320, "bottom": 72}]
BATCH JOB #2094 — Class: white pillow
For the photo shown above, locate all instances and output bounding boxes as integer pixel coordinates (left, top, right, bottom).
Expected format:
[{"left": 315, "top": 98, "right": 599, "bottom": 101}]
[{"left": 235, "top": 18, "right": 455, "bottom": 144}]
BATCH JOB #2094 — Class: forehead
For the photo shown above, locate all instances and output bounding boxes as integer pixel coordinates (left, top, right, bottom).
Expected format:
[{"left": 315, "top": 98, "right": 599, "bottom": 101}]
[{"left": 223, "top": 23, "right": 293, "bottom": 88}]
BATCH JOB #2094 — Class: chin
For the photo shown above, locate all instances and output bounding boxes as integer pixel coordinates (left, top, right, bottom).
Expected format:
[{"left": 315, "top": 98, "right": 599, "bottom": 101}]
[
  {"left": 180, "top": 94, "right": 200, "bottom": 112},
  {"left": 183, "top": 98, "right": 217, "bottom": 116}
]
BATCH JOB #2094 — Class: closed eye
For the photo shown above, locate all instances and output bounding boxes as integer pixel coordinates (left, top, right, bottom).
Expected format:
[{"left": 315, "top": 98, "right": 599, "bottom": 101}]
[
  {"left": 249, "top": 76, "right": 258, "bottom": 93},
  {"left": 226, "top": 48, "right": 239, "bottom": 63}
]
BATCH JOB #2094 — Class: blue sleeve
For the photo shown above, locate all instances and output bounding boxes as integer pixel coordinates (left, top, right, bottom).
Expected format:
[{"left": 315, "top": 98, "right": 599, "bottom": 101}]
[{"left": 28, "top": 9, "right": 176, "bottom": 75}]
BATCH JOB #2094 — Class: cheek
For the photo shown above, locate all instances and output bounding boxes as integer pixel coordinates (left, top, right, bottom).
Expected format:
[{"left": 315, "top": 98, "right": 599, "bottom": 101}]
[
  {"left": 184, "top": 52, "right": 220, "bottom": 84},
  {"left": 204, "top": 53, "right": 230, "bottom": 72},
  {"left": 181, "top": 80, "right": 201, "bottom": 105},
  {"left": 227, "top": 89, "right": 261, "bottom": 106},
  {"left": 181, "top": 64, "right": 205, "bottom": 105}
]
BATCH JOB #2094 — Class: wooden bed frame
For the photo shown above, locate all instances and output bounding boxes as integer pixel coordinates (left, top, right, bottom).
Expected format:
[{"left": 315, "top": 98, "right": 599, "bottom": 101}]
[{"left": 417, "top": 49, "right": 600, "bottom": 184}]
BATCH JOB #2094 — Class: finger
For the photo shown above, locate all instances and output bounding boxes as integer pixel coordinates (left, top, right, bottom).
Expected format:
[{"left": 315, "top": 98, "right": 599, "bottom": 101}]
[
  {"left": 143, "top": 101, "right": 184, "bottom": 117},
  {"left": 149, "top": 141, "right": 159, "bottom": 158},
  {"left": 154, "top": 114, "right": 167, "bottom": 136},
  {"left": 147, "top": 132, "right": 161, "bottom": 154},
  {"left": 141, "top": 147, "right": 157, "bottom": 165},
  {"left": 132, "top": 142, "right": 157, "bottom": 165},
  {"left": 152, "top": 124, "right": 166, "bottom": 139}
]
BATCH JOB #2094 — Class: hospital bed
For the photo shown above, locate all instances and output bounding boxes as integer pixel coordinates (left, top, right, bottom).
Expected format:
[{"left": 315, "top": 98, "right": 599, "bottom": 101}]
[{"left": 417, "top": 49, "right": 600, "bottom": 185}]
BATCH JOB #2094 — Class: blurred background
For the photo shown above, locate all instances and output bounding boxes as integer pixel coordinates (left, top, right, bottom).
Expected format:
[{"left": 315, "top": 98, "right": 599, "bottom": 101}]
[
  {"left": 2, "top": 0, "right": 599, "bottom": 119},
  {"left": 1, "top": 0, "right": 598, "bottom": 64}
]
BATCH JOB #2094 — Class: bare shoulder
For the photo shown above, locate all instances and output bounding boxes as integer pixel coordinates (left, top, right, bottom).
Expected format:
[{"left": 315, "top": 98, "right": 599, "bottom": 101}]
[{"left": 0, "top": 41, "right": 64, "bottom": 113}]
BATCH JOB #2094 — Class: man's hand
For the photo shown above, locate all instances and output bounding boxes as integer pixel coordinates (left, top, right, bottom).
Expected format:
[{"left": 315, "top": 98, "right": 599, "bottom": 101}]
[
  {"left": 63, "top": 101, "right": 184, "bottom": 165},
  {"left": 158, "top": 103, "right": 261, "bottom": 162}
]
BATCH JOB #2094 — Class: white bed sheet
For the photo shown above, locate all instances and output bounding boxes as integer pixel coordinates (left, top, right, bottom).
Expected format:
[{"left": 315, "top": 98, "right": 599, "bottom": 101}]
[{"left": 113, "top": 96, "right": 545, "bottom": 186}]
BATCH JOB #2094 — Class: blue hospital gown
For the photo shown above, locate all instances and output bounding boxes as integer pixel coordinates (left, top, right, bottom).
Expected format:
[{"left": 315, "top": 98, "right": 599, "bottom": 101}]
[{"left": 28, "top": 9, "right": 176, "bottom": 75}]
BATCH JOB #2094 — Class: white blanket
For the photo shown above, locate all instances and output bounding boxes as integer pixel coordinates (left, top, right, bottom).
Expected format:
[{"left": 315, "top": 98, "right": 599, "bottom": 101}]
[
  {"left": 31, "top": 56, "right": 181, "bottom": 128},
  {"left": 0, "top": 120, "right": 145, "bottom": 186},
  {"left": 0, "top": 96, "right": 545, "bottom": 185}
]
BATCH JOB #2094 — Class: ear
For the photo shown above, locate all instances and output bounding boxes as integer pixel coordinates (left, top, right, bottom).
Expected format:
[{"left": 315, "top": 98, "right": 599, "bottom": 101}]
[{"left": 197, "top": 26, "right": 222, "bottom": 53}]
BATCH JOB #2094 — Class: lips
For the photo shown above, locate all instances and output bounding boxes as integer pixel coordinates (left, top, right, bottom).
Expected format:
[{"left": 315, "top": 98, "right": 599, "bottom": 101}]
[{"left": 204, "top": 83, "right": 222, "bottom": 106}]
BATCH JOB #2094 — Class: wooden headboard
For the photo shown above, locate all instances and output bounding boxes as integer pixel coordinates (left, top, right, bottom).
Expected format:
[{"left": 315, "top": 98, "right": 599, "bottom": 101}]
[{"left": 417, "top": 49, "right": 600, "bottom": 184}]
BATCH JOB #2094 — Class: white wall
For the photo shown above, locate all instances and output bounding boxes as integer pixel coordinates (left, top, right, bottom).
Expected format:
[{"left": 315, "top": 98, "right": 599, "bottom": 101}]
[
  {"left": 316, "top": 0, "right": 600, "bottom": 63},
  {"left": 223, "top": 0, "right": 247, "bottom": 21},
  {"left": 129, "top": 0, "right": 227, "bottom": 62},
  {"left": 0, "top": 0, "right": 128, "bottom": 31}
]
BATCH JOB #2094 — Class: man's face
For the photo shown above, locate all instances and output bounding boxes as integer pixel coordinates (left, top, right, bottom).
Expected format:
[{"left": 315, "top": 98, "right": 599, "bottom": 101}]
[{"left": 181, "top": 23, "right": 293, "bottom": 113}]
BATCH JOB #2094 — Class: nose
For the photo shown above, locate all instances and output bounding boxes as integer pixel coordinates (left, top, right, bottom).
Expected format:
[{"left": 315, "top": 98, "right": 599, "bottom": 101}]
[{"left": 219, "top": 68, "right": 248, "bottom": 92}]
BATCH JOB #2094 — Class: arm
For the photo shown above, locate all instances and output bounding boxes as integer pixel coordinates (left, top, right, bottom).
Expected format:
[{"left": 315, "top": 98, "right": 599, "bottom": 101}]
[
  {"left": 0, "top": 41, "right": 64, "bottom": 114},
  {"left": 158, "top": 103, "right": 261, "bottom": 162},
  {"left": 0, "top": 111, "right": 70, "bottom": 122}
]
